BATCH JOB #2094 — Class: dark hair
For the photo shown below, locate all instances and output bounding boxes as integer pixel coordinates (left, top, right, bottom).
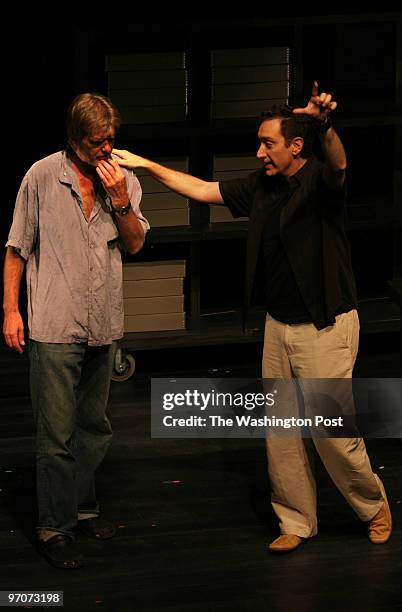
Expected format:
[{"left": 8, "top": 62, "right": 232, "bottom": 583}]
[
  {"left": 66, "top": 93, "right": 121, "bottom": 145},
  {"left": 260, "top": 105, "right": 314, "bottom": 158}
]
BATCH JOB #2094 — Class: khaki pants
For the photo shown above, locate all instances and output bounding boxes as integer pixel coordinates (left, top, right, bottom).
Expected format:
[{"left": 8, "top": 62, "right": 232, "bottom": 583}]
[{"left": 262, "top": 310, "right": 383, "bottom": 537}]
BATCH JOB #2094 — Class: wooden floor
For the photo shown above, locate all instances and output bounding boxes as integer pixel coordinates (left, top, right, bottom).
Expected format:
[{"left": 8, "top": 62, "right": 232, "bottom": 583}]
[{"left": 0, "top": 335, "right": 401, "bottom": 612}]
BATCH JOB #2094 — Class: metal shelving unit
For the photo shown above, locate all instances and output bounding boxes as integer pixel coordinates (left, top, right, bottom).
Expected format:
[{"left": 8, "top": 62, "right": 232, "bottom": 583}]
[{"left": 73, "top": 12, "right": 402, "bottom": 379}]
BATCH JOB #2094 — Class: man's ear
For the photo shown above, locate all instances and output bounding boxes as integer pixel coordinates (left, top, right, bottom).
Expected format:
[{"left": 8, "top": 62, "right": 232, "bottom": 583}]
[{"left": 291, "top": 137, "right": 304, "bottom": 156}]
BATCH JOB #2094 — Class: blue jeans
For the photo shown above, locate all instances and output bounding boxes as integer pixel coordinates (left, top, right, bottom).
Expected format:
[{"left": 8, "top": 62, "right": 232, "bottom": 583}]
[{"left": 29, "top": 340, "right": 117, "bottom": 537}]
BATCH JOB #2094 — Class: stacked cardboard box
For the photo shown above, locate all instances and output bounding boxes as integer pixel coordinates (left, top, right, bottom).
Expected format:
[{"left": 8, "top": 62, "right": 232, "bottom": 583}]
[
  {"left": 106, "top": 52, "right": 188, "bottom": 124},
  {"left": 211, "top": 46, "right": 289, "bottom": 119},
  {"left": 123, "top": 260, "right": 186, "bottom": 332},
  {"left": 136, "top": 158, "right": 190, "bottom": 227}
]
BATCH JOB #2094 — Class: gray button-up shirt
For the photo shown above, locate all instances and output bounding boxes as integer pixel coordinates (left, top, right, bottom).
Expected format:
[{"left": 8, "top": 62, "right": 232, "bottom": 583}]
[{"left": 7, "top": 150, "right": 149, "bottom": 346}]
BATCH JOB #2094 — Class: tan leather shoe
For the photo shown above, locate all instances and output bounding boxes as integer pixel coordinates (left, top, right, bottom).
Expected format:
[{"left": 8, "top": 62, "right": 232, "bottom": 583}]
[
  {"left": 368, "top": 481, "right": 392, "bottom": 544},
  {"left": 268, "top": 534, "right": 304, "bottom": 553}
]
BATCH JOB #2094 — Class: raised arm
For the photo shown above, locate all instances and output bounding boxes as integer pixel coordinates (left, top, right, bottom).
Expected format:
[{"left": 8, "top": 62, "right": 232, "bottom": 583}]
[
  {"left": 293, "top": 81, "right": 346, "bottom": 190},
  {"left": 3, "top": 247, "right": 26, "bottom": 353},
  {"left": 113, "top": 150, "right": 224, "bottom": 205},
  {"left": 96, "top": 158, "right": 145, "bottom": 254}
]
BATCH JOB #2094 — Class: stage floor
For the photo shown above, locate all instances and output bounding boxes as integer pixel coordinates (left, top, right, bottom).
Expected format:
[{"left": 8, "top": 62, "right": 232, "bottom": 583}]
[{"left": 0, "top": 338, "right": 401, "bottom": 611}]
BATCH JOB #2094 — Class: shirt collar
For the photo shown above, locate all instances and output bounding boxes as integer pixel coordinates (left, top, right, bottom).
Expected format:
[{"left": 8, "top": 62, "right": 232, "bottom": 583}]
[
  {"left": 59, "top": 148, "right": 110, "bottom": 202},
  {"left": 288, "top": 156, "right": 317, "bottom": 187},
  {"left": 59, "top": 148, "right": 75, "bottom": 185}
]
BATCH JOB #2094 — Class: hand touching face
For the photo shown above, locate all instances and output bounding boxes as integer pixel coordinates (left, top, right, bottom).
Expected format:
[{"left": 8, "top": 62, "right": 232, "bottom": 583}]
[{"left": 96, "top": 157, "right": 129, "bottom": 207}]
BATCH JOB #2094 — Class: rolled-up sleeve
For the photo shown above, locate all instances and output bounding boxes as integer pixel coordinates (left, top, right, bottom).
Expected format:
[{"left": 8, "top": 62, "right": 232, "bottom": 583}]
[
  {"left": 125, "top": 169, "right": 150, "bottom": 234},
  {"left": 6, "top": 172, "right": 38, "bottom": 260}
]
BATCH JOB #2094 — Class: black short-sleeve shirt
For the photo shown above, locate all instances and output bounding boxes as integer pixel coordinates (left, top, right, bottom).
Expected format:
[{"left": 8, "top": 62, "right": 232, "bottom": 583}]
[{"left": 219, "top": 157, "right": 357, "bottom": 330}]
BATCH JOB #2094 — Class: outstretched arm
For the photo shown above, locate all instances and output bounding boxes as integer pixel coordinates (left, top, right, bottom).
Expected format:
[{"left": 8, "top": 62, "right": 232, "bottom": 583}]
[
  {"left": 113, "top": 150, "right": 224, "bottom": 205},
  {"left": 293, "top": 81, "right": 346, "bottom": 190}
]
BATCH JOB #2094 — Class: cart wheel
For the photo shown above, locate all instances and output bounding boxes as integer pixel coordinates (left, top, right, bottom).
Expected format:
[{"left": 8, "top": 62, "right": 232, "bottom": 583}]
[{"left": 111, "top": 352, "right": 136, "bottom": 382}]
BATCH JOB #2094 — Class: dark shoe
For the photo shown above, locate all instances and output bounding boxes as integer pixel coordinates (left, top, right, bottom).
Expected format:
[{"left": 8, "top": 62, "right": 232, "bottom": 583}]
[
  {"left": 268, "top": 534, "right": 305, "bottom": 553},
  {"left": 38, "top": 534, "right": 84, "bottom": 569},
  {"left": 77, "top": 517, "right": 117, "bottom": 540},
  {"left": 368, "top": 479, "right": 392, "bottom": 544}
]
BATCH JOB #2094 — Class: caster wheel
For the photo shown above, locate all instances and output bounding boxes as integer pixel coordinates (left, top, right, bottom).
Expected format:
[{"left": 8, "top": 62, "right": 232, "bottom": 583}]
[{"left": 111, "top": 353, "right": 135, "bottom": 382}]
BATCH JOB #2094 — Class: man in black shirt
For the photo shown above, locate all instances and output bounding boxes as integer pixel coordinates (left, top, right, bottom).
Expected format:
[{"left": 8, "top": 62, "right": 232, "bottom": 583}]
[{"left": 113, "top": 82, "right": 392, "bottom": 552}]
